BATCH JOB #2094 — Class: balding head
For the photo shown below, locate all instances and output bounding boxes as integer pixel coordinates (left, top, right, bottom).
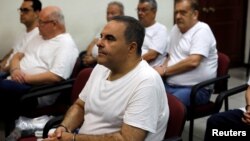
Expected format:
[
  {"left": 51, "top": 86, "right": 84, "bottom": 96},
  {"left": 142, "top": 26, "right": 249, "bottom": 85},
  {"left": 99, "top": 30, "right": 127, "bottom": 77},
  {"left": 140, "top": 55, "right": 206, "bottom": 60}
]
[
  {"left": 39, "top": 6, "right": 65, "bottom": 25},
  {"left": 38, "top": 6, "right": 65, "bottom": 39}
]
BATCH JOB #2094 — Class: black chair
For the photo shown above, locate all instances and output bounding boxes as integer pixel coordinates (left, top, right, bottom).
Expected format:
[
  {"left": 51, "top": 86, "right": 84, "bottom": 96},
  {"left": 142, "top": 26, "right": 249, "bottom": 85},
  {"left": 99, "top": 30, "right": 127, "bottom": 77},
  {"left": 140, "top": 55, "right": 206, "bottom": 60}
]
[
  {"left": 19, "top": 56, "right": 83, "bottom": 117},
  {"left": 187, "top": 52, "right": 231, "bottom": 141},
  {"left": 18, "top": 68, "right": 93, "bottom": 141}
]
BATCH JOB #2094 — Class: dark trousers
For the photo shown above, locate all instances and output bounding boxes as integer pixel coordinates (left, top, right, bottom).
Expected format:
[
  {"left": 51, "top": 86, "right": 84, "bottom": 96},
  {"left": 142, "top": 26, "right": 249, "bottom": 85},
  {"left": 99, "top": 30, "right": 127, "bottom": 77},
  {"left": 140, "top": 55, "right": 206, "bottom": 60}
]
[
  {"left": 0, "top": 79, "right": 32, "bottom": 118},
  {"left": 0, "top": 79, "right": 32, "bottom": 136},
  {"left": 0, "top": 72, "right": 8, "bottom": 79},
  {"left": 204, "top": 109, "right": 250, "bottom": 141}
]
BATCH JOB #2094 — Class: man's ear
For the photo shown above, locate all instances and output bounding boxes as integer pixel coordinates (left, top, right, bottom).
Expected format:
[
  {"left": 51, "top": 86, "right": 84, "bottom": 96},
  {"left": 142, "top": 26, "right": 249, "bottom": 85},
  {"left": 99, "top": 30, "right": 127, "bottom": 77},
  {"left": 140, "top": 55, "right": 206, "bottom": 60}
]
[
  {"left": 193, "top": 10, "right": 199, "bottom": 20},
  {"left": 35, "top": 11, "right": 40, "bottom": 19},
  {"left": 128, "top": 42, "right": 137, "bottom": 53}
]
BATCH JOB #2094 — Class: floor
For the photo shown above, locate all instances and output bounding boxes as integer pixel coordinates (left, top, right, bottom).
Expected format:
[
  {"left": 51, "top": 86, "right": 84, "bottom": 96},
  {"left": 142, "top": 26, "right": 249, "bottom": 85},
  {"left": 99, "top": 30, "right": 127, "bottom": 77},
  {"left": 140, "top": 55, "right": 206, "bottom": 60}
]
[{"left": 181, "top": 67, "right": 248, "bottom": 141}]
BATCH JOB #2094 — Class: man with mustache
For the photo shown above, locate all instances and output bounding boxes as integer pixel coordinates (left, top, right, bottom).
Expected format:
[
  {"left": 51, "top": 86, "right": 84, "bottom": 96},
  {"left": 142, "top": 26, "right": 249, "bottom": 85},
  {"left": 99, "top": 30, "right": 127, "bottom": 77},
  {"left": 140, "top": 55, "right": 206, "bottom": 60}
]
[{"left": 154, "top": 0, "right": 218, "bottom": 107}]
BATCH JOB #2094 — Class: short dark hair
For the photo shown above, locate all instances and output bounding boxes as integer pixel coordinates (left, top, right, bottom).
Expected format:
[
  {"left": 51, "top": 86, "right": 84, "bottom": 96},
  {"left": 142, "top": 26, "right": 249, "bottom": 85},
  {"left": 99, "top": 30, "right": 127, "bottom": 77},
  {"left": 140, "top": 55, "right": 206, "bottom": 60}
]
[
  {"left": 175, "top": 0, "right": 199, "bottom": 11},
  {"left": 111, "top": 16, "right": 145, "bottom": 55},
  {"left": 24, "top": 0, "right": 42, "bottom": 11},
  {"left": 139, "top": 0, "right": 157, "bottom": 11}
]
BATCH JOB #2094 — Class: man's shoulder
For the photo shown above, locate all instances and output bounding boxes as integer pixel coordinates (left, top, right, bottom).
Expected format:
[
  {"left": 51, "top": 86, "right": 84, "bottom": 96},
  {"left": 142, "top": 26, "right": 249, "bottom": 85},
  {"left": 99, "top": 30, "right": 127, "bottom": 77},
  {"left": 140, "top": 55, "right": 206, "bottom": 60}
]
[
  {"left": 194, "top": 21, "right": 212, "bottom": 30},
  {"left": 147, "top": 22, "right": 168, "bottom": 36},
  {"left": 137, "top": 61, "right": 163, "bottom": 79},
  {"left": 153, "top": 22, "right": 167, "bottom": 30},
  {"left": 54, "top": 33, "right": 77, "bottom": 46}
]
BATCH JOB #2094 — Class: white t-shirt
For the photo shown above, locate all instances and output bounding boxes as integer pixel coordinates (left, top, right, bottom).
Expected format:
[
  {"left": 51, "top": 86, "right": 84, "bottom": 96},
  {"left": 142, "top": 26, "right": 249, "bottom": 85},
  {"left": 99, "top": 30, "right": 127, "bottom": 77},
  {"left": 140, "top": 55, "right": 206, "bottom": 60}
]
[
  {"left": 78, "top": 60, "right": 169, "bottom": 141},
  {"left": 90, "top": 32, "right": 100, "bottom": 58},
  {"left": 17, "top": 33, "right": 79, "bottom": 107},
  {"left": 5, "top": 27, "right": 39, "bottom": 67},
  {"left": 141, "top": 22, "right": 169, "bottom": 67},
  {"left": 91, "top": 44, "right": 98, "bottom": 58},
  {"left": 88, "top": 30, "right": 101, "bottom": 58},
  {"left": 167, "top": 21, "right": 218, "bottom": 86},
  {"left": 20, "top": 33, "right": 79, "bottom": 80}
]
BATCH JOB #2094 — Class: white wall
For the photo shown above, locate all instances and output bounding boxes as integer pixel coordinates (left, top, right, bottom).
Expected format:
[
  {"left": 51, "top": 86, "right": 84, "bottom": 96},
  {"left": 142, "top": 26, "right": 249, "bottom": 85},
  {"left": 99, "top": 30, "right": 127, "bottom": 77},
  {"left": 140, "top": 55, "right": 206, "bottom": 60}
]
[{"left": 0, "top": 0, "right": 174, "bottom": 58}]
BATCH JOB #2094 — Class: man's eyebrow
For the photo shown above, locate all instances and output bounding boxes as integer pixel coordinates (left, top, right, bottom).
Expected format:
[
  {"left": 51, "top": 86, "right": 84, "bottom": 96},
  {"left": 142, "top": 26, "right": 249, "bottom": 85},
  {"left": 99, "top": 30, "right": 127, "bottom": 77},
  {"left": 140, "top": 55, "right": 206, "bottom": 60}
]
[
  {"left": 106, "top": 34, "right": 115, "bottom": 38},
  {"left": 105, "top": 34, "right": 117, "bottom": 41}
]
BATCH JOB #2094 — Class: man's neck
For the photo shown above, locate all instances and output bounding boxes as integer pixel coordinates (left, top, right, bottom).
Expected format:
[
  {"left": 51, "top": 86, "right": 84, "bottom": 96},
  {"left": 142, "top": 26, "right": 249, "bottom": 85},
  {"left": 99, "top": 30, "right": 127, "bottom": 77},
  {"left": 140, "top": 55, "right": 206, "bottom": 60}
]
[
  {"left": 144, "top": 20, "right": 156, "bottom": 28},
  {"left": 26, "top": 22, "right": 38, "bottom": 32},
  {"left": 108, "top": 57, "right": 142, "bottom": 81}
]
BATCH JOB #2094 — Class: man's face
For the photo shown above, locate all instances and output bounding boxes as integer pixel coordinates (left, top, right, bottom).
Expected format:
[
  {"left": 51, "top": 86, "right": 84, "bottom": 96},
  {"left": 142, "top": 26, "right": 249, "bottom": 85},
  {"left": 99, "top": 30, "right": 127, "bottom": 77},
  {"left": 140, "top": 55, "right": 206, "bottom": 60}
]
[
  {"left": 137, "top": 2, "right": 156, "bottom": 27},
  {"left": 19, "top": 1, "right": 38, "bottom": 26},
  {"left": 106, "top": 4, "right": 123, "bottom": 22},
  {"left": 96, "top": 20, "right": 129, "bottom": 69},
  {"left": 38, "top": 9, "right": 55, "bottom": 40},
  {"left": 174, "top": 0, "right": 198, "bottom": 33}
]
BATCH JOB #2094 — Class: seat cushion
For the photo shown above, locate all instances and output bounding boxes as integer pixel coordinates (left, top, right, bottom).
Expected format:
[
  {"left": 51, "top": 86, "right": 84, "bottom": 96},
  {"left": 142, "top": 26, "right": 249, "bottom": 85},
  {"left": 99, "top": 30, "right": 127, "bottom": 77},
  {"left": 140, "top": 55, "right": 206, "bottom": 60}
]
[{"left": 18, "top": 136, "right": 37, "bottom": 141}]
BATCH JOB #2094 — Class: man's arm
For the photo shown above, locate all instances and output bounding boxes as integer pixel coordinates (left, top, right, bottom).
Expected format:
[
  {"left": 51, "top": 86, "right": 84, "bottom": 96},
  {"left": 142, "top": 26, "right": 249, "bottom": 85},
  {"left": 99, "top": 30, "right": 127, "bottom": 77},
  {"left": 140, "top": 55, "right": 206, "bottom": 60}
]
[
  {"left": 0, "top": 49, "right": 13, "bottom": 71},
  {"left": 68, "top": 123, "right": 146, "bottom": 141},
  {"left": 246, "top": 85, "right": 250, "bottom": 109},
  {"left": 154, "top": 56, "right": 169, "bottom": 76},
  {"left": 163, "top": 54, "right": 203, "bottom": 77},
  {"left": 142, "top": 49, "right": 159, "bottom": 63},
  {"left": 0, "top": 49, "right": 13, "bottom": 62},
  {"left": 242, "top": 85, "right": 250, "bottom": 124},
  {"left": 9, "top": 52, "right": 23, "bottom": 72},
  {"left": 58, "top": 99, "right": 85, "bottom": 133},
  {"left": 10, "top": 52, "right": 62, "bottom": 85},
  {"left": 46, "top": 99, "right": 147, "bottom": 141},
  {"left": 9, "top": 52, "right": 26, "bottom": 83},
  {"left": 86, "top": 38, "right": 98, "bottom": 56},
  {"left": 82, "top": 38, "right": 98, "bottom": 66},
  {"left": 23, "top": 71, "right": 63, "bottom": 85}
]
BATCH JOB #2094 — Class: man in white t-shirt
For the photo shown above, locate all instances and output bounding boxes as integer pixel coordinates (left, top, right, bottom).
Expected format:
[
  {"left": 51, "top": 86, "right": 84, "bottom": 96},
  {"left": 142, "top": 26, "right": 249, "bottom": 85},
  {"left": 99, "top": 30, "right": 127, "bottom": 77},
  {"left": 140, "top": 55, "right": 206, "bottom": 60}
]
[
  {"left": 0, "top": 6, "right": 79, "bottom": 120},
  {"left": 45, "top": 16, "right": 169, "bottom": 141},
  {"left": 81, "top": 1, "right": 124, "bottom": 68},
  {"left": 137, "top": 0, "right": 169, "bottom": 67},
  {"left": 0, "top": 0, "right": 42, "bottom": 78},
  {"left": 154, "top": 0, "right": 218, "bottom": 106}
]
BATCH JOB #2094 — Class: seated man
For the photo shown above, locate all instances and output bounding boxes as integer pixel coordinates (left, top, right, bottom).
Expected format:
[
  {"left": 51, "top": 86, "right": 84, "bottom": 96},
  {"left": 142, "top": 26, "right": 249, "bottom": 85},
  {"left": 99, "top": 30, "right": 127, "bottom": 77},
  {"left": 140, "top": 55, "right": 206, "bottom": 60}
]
[
  {"left": 204, "top": 77, "right": 250, "bottom": 141},
  {"left": 81, "top": 1, "right": 124, "bottom": 68},
  {"left": 154, "top": 0, "right": 218, "bottom": 107},
  {"left": 44, "top": 16, "right": 169, "bottom": 141},
  {"left": 0, "top": 6, "right": 79, "bottom": 117},
  {"left": 0, "top": 0, "right": 42, "bottom": 78},
  {"left": 137, "top": 0, "right": 169, "bottom": 67}
]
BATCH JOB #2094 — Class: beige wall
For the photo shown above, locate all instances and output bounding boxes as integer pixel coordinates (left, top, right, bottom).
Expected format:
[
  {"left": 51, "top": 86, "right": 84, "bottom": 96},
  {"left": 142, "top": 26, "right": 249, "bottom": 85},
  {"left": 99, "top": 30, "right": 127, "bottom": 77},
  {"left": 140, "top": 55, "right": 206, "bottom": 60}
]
[
  {"left": 0, "top": 0, "right": 174, "bottom": 58},
  {"left": 1, "top": 0, "right": 249, "bottom": 63}
]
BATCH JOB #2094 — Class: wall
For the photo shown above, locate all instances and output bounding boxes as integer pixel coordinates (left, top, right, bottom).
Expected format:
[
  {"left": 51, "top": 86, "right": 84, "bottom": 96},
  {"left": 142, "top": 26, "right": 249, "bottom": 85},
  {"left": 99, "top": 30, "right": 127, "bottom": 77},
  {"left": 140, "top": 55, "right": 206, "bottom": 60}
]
[{"left": 0, "top": 0, "right": 174, "bottom": 58}]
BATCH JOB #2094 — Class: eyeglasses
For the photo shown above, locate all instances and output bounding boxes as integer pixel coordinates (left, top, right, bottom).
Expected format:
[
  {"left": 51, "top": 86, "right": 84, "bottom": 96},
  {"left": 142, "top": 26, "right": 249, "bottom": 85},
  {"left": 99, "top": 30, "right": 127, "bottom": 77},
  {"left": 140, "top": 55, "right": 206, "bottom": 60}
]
[
  {"left": 18, "top": 8, "right": 33, "bottom": 14},
  {"left": 136, "top": 8, "right": 153, "bottom": 13},
  {"left": 39, "top": 20, "right": 54, "bottom": 26}
]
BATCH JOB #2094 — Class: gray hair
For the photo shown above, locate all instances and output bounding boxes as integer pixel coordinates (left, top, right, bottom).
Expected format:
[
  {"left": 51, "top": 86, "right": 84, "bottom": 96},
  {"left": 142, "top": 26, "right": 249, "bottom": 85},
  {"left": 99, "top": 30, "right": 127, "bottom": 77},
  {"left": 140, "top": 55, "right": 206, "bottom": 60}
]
[
  {"left": 108, "top": 1, "right": 124, "bottom": 15},
  {"left": 48, "top": 8, "right": 65, "bottom": 25}
]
